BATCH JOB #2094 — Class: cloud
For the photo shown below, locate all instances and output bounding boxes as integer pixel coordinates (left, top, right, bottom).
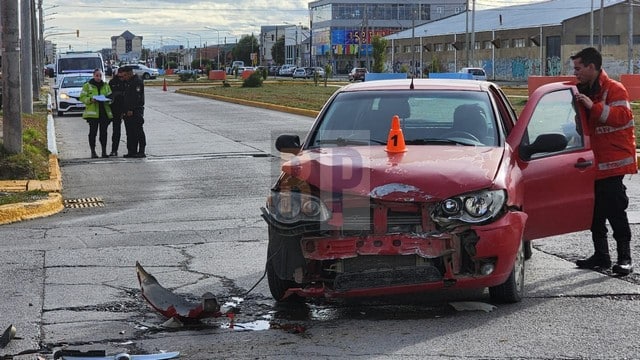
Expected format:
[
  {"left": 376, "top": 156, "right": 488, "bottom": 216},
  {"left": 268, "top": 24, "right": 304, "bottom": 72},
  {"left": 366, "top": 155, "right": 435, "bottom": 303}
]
[{"left": 45, "top": 0, "right": 309, "bottom": 50}]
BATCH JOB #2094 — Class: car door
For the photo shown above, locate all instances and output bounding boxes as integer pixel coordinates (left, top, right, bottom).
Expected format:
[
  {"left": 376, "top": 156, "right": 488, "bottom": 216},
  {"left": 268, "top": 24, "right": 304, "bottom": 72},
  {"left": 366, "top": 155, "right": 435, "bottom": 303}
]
[{"left": 508, "top": 82, "right": 596, "bottom": 241}]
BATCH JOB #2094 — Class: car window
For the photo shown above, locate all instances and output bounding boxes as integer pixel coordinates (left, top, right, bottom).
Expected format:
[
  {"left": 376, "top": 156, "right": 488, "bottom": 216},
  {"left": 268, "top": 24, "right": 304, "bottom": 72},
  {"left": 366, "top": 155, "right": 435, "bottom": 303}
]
[
  {"left": 310, "top": 90, "right": 498, "bottom": 147},
  {"left": 521, "top": 88, "right": 583, "bottom": 158},
  {"left": 61, "top": 76, "right": 91, "bottom": 87}
]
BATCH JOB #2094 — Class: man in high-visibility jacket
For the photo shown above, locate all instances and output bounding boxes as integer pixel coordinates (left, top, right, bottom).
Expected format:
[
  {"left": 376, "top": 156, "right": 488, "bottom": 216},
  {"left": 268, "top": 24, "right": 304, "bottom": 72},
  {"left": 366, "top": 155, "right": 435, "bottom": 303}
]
[{"left": 572, "top": 47, "right": 637, "bottom": 275}]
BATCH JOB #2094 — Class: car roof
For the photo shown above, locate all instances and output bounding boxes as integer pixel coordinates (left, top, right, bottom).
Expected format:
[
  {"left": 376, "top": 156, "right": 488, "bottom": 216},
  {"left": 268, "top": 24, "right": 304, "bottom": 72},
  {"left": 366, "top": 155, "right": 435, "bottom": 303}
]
[{"left": 337, "top": 78, "right": 491, "bottom": 92}]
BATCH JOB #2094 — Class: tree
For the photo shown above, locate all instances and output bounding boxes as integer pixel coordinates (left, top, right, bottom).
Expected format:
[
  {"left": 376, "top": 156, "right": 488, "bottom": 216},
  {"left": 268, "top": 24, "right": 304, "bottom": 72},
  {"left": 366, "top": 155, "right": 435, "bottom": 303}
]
[
  {"left": 271, "top": 35, "right": 285, "bottom": 65},
  {"left": 371, "top": 35, "right": 387, "bottom": 73},
  {"left": 231, "top": 34, "right": 259, "bottom": 66}
]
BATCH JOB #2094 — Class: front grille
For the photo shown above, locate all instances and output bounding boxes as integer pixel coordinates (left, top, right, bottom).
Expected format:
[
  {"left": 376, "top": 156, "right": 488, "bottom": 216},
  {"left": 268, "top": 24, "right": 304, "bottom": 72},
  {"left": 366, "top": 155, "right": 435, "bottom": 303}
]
[{"left": 334, "top": 264, "right": 443, "bottom": 291}]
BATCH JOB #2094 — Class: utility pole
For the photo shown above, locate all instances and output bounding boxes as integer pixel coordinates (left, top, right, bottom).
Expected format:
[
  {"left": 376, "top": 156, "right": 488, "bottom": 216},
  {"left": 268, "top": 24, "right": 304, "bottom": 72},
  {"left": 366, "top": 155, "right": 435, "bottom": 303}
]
[
  {"left": 21, "top": 0, "right": 34, "bottom": 114},
  {"left": 2, "top": 0, "right": 23, "bottom": 154}
]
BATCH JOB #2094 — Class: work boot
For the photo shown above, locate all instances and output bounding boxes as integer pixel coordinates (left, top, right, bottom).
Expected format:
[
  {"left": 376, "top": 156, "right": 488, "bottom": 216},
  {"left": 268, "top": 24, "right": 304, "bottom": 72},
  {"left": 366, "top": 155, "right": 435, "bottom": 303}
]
[
  {"left": 91, "top": 150, "right": 99, "bottom": 159},
  {"left": 109, "top": 151, "right": 118, "bottom": 157},
  {"left": 576, "top": 254, "right": 611, "bottom": 270},
  {"left": 612, "top": 260, "right": 633, "bottom": 275}
]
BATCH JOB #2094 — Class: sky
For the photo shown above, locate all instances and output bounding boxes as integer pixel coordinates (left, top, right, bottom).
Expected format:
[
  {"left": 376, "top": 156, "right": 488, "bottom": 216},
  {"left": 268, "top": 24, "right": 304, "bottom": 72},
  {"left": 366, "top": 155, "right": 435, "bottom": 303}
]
[{"left": 43, "top": 0, "right": 543, "bottom": 52}]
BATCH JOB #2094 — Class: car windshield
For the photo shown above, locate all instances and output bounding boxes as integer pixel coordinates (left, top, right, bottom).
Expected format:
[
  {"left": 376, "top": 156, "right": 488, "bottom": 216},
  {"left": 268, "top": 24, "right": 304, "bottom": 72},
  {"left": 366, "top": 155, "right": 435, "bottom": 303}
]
[
  {"left": 61, "top": 76, "right": 92, "bottom": 88},
  {"left": 309, "top": 90, "right": 499, "bottom": 147}
]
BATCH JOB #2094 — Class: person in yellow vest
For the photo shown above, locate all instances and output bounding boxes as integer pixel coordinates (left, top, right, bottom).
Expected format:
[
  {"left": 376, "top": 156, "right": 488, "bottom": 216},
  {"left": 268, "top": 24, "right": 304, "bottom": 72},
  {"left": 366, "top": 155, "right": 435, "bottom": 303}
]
[{"left": 79, "top": 68, "right": 113, "bottom": 158}]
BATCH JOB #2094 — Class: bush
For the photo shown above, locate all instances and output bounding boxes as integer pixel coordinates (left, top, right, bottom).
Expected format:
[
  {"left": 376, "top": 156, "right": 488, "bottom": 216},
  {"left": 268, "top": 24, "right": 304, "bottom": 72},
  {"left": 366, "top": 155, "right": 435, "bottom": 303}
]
[
  {"left": 242, "top": 71, "right": 263, "bottom": 87},
  {"left": 178, "top": 72, "right": 198, "bottom": 82}
]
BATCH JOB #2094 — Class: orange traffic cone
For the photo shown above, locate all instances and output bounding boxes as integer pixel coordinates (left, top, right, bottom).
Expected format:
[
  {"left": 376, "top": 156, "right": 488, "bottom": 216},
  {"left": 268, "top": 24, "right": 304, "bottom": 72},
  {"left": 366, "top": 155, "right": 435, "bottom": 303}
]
[
  {"left": 385, "top": 115, "right": 407, "bottom": 153},
  {"left": 162, "top": 78, "right": 167, "bottom": 91}
]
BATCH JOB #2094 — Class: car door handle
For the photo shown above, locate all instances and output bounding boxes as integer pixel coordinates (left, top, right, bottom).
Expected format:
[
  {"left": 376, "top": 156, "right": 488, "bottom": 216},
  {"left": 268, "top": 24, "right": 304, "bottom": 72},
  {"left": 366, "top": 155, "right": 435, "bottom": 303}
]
[{"left": 574, "top": 159, "right": 593, "bottom": 168}]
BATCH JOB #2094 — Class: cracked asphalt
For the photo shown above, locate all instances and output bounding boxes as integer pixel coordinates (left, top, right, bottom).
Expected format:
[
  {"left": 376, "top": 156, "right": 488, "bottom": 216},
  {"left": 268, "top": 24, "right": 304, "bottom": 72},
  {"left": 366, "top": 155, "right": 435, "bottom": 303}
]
[{"left": 1, "top": 86, "right": 639, "bottom": 359}]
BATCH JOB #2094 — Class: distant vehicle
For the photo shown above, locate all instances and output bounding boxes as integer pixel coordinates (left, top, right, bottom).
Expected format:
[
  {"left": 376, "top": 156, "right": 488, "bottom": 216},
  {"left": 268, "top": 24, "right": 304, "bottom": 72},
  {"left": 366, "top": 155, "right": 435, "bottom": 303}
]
[
  {"left": 458, "top": 67, "right": 487, "bottom": 80},
  {"left": 278, "top": 65, "right": 296, "bottom": 76},
  {"left": 313, "top": 67, "right": 326, "bottom": 78},
  {"left": 53, "top": 73, "right": 93, "bottom": 117},
  {"left": 232, "top": 60, "right": 245, "bottom": 68},
  {"left": 292, "top": 67, "right": 308, "bottom": 79},
  {"left": 348, "top": 67, "right": 368, "bottom": 82},
  {"left": 55, "top": 51, "right": 104, "bottom": 83},
  {"left": 125, "top": 64, "right": 159, "bottom": 79}
]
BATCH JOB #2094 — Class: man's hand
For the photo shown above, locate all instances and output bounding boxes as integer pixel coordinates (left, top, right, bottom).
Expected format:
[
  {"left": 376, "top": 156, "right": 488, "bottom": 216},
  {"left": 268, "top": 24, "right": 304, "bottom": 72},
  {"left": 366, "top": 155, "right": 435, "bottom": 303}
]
[{"left": 575, "top": 93, "right": 593, "bottom": 109}]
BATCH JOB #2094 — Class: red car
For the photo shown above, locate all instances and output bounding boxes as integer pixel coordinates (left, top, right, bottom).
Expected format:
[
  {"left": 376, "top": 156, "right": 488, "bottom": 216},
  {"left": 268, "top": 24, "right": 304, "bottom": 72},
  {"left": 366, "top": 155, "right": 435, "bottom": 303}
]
[{"left": 262, "top": 79, "right": 595, "bottom": 303}]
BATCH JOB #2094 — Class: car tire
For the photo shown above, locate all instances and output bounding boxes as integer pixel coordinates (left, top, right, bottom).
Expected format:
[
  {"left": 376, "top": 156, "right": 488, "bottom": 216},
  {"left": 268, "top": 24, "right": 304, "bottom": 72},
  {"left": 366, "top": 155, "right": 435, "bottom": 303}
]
[
  {"left": 524, "top": 240, "right": 533, "bottom": 260},
  {"left": 143, "top": 73, "right": 150, "bottom": 80},
  {"left": 266, "top": 227, "right": 304, "bottom": 303},
  {"left": 489, "top": 239, "right": 525, "bottom": 303}
]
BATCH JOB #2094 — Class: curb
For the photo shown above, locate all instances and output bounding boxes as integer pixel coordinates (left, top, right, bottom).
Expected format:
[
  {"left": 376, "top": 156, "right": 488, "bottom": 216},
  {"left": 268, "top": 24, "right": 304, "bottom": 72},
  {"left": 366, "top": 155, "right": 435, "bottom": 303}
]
[
  {"left": 174, "top": 89, "right": 320, "bottom": 118},
  {"left": 0, "top": 154, "right": 64, "bottom": 225},
  {"left": 0, "top": 106, "right": 64, "bottom": 226}
]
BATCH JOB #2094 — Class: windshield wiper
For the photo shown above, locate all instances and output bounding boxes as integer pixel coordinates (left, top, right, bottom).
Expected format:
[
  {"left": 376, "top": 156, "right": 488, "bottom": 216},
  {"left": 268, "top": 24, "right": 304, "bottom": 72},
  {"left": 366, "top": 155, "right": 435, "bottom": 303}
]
[
  {"left": 316, "top": 137, "right": 386, "bottom": 146},
  {"left": 405, "top": 138, "right": 475, "bottom": 146}
]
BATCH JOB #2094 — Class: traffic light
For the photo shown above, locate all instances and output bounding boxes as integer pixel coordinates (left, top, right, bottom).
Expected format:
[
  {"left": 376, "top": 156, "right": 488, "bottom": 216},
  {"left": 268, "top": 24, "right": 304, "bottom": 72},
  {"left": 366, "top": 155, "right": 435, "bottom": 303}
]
[{"left": 76, "top": 30, "right": 79, "bottom": 37}]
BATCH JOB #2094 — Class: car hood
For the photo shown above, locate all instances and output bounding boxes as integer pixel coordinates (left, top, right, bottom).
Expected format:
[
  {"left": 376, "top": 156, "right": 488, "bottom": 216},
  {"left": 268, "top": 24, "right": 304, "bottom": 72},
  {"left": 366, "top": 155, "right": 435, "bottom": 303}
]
[{"left": 281, "top": 146, "right": 504, "bottom": 201}]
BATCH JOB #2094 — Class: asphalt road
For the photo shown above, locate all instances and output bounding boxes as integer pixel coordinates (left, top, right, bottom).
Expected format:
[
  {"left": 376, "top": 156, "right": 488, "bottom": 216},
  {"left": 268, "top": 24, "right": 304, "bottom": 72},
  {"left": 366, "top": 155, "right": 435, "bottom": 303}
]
[{"left": 0, "top": 86, "right": 639, "bottom": 359}]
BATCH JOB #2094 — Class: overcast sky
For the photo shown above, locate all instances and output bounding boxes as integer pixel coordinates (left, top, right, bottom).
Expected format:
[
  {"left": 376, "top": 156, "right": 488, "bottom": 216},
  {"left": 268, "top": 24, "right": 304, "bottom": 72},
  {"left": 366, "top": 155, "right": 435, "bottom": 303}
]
[{"left": 44, "top": 0, "right": 542, "bottom": 51}]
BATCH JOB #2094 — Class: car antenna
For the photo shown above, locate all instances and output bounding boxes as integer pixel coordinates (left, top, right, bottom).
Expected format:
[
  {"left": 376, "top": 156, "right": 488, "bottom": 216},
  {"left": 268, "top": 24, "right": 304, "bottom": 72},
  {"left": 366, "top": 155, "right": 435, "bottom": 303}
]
[{"left": 410, "top": 75, "right": 414, "bottom": 89}]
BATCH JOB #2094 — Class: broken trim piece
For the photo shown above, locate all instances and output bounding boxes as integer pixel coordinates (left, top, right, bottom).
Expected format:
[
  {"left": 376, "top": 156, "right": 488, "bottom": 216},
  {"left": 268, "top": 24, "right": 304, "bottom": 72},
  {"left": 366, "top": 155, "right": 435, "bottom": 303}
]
[
  {"left": 136, "top": 261, "right": 222, "bottom": 320},
  {"left": 0, "top": 324, "right": 16, "bottom": 348}
]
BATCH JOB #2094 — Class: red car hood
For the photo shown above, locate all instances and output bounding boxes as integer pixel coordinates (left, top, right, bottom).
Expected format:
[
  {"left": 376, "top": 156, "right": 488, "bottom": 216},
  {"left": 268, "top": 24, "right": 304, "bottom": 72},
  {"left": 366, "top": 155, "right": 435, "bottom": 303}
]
[{"left": 281, "top": 146, "right": 504, "bottom": 201}]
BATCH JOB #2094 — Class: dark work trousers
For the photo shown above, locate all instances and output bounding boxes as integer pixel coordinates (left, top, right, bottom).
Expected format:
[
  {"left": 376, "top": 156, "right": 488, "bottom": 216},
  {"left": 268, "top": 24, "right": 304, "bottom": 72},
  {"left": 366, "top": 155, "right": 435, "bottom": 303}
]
[
  {"left": 88, "top": 118, "right": 110, "bottom": 154},
  {"left": 590, "top": 175, "right": 632, "bottom": 262},
  {"left": 111, "top": 114, "right": 123, "bottom": 153},
  {"left": 124, "top": 115, "right": 146, "bottom": 155}
]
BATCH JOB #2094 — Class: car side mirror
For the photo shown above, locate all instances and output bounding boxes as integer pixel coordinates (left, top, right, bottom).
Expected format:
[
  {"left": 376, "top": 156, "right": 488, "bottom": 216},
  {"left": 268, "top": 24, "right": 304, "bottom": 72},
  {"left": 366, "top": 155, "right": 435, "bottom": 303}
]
[
  {"left": 519, "top": 133, "right": 568, "bottom": 161},
  {"left": 275, "top": 134, "right": 301, "bottom": 154}
]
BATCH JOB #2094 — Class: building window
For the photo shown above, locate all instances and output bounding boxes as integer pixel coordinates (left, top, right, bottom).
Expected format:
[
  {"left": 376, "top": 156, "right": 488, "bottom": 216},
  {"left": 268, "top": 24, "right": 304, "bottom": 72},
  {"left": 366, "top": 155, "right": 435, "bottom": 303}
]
[
  {"left": 435, "top": 43, "right": 444, "bottom": 52},
  {"left": 436, "top": 6, "right": 443, "bottom": 14},
  {"left": 454, "top": 6, "right": 464, "bottom": 14},
  {"left": 474, "top": 41, "right": 480, "bottom": 50},
  {"left": 447, "top": 43, "right": 456, "bottom": 51},
  {"left": 414, "top": 45, "right": 421, "bottom": 53},
  {"left": 403, "top": 45, "right": 411, "bottom": 53},
  {"left": 634, "top": 35, "right": 640, "bottom": 44},
  {"left": 514, "top": 38, "right": 526, "bottom": 48},
  {"left": 483, "top": 40, "right": 493, "bottom": 49},
  {"left": 575, "top": 35, "right": 591, "bottom": 45},
  {"left": 502, "top": 39, "right": 510, "bottom": 48}
]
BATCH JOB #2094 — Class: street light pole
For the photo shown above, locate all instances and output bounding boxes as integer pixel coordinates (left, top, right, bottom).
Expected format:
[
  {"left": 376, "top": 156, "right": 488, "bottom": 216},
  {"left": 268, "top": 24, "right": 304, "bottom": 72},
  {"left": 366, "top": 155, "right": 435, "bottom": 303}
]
[
  {"left": 205, "top": 26, "right": 220, "bottom": 70},
  {"left": 187, "top": 32, "right": 202, "bottom": 69}
]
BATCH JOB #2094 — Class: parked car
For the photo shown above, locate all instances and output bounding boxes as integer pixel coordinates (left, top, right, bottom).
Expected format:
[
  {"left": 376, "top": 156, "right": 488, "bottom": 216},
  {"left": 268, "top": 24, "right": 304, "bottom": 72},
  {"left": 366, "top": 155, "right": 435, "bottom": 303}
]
[
  {"left": 458, "top": 67, "right": 488, "bottom": 80},
  {"left": 53, "top": 73, "right": 93, "bottom": 116},
  {"left": 348, "top": 67, "right": 368, "bottom": 81},
  {"left": 262, "top": 78, "right": 595, "bottom": 304},
  {"left": 292, "top": 67, "right": 308, "bottom": 79},
  {"left": 126, "top": 64, "right": 159, "bottom": 79},
  {"left": 313, "top": 67, "right": 326, "bottom": 78},
  {"left": 278, "top": 65, "right": 296, "bottom": 76}
]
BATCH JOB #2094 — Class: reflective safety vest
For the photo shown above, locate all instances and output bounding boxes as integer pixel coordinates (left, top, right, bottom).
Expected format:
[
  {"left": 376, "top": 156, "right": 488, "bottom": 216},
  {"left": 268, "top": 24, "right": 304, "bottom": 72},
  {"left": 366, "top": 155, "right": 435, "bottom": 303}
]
[{"left": 80, "top": 80, "right": 113, "bottom": 120}]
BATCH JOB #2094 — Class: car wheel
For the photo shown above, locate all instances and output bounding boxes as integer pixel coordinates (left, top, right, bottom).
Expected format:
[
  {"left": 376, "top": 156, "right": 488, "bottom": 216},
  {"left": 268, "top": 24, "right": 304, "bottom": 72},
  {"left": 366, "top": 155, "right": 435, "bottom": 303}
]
[
  {"left": 489, "top": 239, "right": 525, "bottom": 303},
  {"left": 524, "top": 241, "right": 533, "bottom": 260},
  {"left": 266, "top": 227, "right": 304, "bottom": 303},
  {"left": 143, "top": 73, "right": 150, "bottom": 80}
]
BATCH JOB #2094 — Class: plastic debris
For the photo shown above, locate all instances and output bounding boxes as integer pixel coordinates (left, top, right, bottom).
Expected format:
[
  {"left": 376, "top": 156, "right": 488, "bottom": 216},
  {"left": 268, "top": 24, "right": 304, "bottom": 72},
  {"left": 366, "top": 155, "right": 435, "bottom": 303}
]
[
  {"left": 449, "top": 301, "right": 497, "bottom": 313},
  {"left": 53, "top": 349, "right": 180, "bottom": 360},
  {"left": 0, "top": 324, "right": 16, "bottom": 348}
]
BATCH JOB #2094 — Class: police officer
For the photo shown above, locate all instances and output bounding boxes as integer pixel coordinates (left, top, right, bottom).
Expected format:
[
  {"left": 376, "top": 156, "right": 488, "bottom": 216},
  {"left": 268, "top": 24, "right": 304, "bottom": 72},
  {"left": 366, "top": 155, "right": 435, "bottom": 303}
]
[
  {"left": 120, "top": 66, "right": 147, "bottom": 158},
  {"left": 79, "top": 68, "right": 113, "bottom": 158},
  {"left": 108, "top": 67, "right": 126, "bottom": 157}
]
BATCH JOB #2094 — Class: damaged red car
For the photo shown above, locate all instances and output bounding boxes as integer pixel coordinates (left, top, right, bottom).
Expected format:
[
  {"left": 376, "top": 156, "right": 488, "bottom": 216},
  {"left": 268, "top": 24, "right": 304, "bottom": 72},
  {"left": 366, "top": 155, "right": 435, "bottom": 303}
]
[{"left": 261, "top": 78, "right": 596, "bottom": 303}]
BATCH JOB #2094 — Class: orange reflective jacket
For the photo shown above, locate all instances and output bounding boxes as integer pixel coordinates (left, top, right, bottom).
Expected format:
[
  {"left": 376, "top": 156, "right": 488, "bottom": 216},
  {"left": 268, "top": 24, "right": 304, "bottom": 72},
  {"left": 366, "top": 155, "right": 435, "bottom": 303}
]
[{"left": 581, "top": 70, "right": 637, "bottom": 179}]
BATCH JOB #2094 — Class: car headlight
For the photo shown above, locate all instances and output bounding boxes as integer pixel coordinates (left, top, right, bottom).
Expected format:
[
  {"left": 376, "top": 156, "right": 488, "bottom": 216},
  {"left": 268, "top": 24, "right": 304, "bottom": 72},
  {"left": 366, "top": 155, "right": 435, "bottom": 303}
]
[
  {"left": 432, "top": 189, "right": 506, "bottom": 225},
  {"left": 267, "top": 191, "right": 331, "bottom": 224},
  {"left": 59, "top": 93, "right": 70, "bottom": 100}
]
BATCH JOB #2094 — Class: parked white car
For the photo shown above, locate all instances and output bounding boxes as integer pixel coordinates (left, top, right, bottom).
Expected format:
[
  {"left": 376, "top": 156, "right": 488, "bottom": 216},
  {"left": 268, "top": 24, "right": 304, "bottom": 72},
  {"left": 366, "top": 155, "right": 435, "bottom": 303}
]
[
  {"left": 53, "top": 73, "right": 93, "bottom": 116},
  {"left": 126, "top": 64, "right": 159, "bottom": 80},
  {"left": 458, "top": 67, "right": 487, "bottom": 80}
]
